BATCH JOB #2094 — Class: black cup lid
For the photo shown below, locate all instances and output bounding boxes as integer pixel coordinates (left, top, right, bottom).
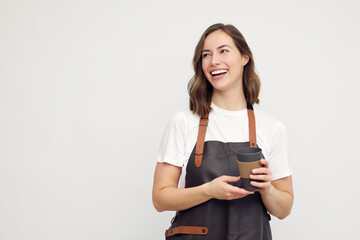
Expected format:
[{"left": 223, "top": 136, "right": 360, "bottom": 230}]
[{"left": 236, "top": 147, "right": 262, "bottom": 162}]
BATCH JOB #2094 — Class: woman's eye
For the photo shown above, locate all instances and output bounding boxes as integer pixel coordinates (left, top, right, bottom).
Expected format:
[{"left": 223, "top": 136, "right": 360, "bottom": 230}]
[
  {"left": 221, "top": 49, "right": 229, "bottom": 53},
  {"left": 202, "top": 53, "right": 210, "bottom": 58}
]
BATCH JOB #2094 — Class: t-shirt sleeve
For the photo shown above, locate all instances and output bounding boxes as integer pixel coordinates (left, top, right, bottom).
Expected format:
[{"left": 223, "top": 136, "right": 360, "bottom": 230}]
[
  {"left": 157, "top": 111, "right": 188, "bottom": 167},
  {"left": 269, "top": 122, "right": 293, "bottom": 180}
]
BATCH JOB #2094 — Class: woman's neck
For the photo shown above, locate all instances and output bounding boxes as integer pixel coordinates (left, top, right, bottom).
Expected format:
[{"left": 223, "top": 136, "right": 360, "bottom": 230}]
[{"left": 211, "top": 90, "right": 247, "bottom": 111}]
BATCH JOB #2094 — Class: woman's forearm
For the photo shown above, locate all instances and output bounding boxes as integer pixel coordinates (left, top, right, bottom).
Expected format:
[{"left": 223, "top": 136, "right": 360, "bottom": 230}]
[
  {"left": 260, "top": 179, "right": 294, "bottom": 219},
  {"left": 152, "top": 163, "right": 212, "bottom": 212},
  {"left": 153, "top": 183, "right": 211, "bottom": 212}
]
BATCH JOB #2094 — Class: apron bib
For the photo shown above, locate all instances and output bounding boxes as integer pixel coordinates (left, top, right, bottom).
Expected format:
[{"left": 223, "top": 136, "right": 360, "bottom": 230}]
[{"left": 165, "top": 104, "right": 272, "bottom": 240}]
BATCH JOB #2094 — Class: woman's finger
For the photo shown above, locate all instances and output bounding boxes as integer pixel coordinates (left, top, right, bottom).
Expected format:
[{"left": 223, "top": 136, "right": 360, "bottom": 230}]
[
  {"left": 252, "top": 167, "right": 271, "bottom": 175},
  {"left": 226, "top": 186, "right": 254, "bottom": 199},
  {"left": 219, "top": 175, "right": 241, "bottom": 183},
  {"left": 250, "top": 174, "right": 271, "bottom": 182},
  {"left": 250, "top": 180, "right": 271, "bottom": 188},
  {"left": 259, "top": 158, "right": 269, "bottom": 167}
]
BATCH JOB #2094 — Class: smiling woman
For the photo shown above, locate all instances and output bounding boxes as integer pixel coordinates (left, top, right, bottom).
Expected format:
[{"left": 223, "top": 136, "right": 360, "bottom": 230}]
[
  {"left": 201, "top": 30, "right": 250, "bottom": 108},
  {"left": 152, "top": 23, "right": 294, "bottom": 240},
  {"left": 188, "top": 24, "right": 261, "bottom": 118}
]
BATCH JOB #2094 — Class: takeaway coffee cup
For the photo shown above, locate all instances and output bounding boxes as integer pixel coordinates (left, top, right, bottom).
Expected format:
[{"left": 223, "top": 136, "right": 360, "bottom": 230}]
[{"left": 236, "top": 147, "right": 263, "bottom": 191}]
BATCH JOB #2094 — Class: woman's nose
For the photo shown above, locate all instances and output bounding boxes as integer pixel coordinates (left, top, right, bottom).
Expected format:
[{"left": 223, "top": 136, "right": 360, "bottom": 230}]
[{"left": 210, "top": 54, "right": 220, "bottom": 66}]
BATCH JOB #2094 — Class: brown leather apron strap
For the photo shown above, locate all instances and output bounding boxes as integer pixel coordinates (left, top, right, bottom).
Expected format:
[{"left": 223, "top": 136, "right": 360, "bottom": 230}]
[
  {"left": 237, "top": 160, "right": 262, "bottom": 178},
  {"left": 247, "top": 103, "right": 257, "bottom": 148},
  {"left": 194, "top": 113, "right": 209, "bottom": 168},
  {"left": 165, "top": 226, "right": 208, "bottom": 237}
]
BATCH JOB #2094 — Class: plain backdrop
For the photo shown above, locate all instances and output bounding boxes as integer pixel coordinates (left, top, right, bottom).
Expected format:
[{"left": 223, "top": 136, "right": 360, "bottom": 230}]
[{"left": 1, "top": 0, "right": 360, "bottom": 239}]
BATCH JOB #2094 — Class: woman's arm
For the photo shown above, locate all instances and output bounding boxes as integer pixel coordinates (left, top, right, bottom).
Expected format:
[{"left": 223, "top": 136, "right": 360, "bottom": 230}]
[
  {"left": 250, "top": 159, "right": 294, "bottom": 219},
  {"left": 152, "top": 162, "right": 254, "bottom": 212}
]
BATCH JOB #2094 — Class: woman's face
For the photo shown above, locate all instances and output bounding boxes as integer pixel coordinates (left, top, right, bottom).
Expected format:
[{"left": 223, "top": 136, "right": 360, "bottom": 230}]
[{"left": 201, "top": 30, "right": 249, "bottom": 94}]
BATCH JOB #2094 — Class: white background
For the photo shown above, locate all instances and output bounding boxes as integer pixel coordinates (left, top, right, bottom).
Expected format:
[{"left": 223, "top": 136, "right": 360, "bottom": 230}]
[{"left": 1, "top": 0, "right": 360, "bottom": 239}]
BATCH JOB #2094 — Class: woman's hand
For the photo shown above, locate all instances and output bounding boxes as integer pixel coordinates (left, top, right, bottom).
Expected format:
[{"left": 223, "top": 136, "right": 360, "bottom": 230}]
[
  {"left": 249, "top": 159, "right": 294, "bottom": 219},
  {"left": 249, "top": 159, "right": 272, "bottom": 195},
  {"left": 205, "top": 175, "right": 254, "bottom": 200}
]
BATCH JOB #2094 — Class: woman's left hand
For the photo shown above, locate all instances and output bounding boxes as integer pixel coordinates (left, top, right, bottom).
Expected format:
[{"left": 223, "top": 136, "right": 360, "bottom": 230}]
[{"left": 249, "top": 159, "right": 272, "bottom": 195}]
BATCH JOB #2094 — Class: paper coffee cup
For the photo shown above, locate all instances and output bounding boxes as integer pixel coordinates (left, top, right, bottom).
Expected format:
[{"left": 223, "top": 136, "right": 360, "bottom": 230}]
[{"left": 236, "top": 147, "right": 262, "bottom": 191}]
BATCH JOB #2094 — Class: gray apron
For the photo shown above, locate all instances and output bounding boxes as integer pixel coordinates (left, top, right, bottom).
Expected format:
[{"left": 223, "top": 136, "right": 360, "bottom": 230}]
[{"left": 165, "top": 104, "right": 272, "bottom": 240}]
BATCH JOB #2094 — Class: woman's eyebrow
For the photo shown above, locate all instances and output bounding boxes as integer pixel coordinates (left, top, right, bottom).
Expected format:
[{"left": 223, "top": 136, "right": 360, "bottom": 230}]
[
  {"left": 202, "top": 44, "right": 232, "bottom": 52},
  {"left": 217, "top": 44, "right": 231, "bottom": 49}
]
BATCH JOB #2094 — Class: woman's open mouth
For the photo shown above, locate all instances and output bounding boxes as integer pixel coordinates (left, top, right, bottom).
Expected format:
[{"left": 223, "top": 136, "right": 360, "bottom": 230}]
[{"left": 210, "top": 69, "right": 228, "bottom": 80}]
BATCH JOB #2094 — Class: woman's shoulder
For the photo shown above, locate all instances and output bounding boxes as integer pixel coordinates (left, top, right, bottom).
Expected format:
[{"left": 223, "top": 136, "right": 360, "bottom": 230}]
[
  {"left": 253, "top": 106, "right": 286, "bottom": 135},
  {"left": 168, "top": 109, "right": 200, "bottom": 130}
]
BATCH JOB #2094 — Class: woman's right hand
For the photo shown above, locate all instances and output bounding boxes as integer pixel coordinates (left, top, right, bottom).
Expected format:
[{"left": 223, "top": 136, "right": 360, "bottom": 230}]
[{"left": 205, "top": 175, "right": 254, "bottom": 200}]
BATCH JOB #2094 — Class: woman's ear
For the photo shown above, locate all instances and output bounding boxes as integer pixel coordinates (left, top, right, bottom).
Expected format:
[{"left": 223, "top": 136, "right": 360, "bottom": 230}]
[{"left": 242, "top": 55, "right": 249, "bottom": 66}]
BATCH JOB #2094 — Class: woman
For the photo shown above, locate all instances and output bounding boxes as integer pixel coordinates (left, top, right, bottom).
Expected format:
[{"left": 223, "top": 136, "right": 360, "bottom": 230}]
[{"left": 153, "top": 23, "right": 294, "bottom": 240}]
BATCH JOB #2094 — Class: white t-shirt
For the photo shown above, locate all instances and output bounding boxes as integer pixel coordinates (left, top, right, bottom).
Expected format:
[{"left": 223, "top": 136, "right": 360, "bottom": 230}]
[{"left": 158, "top": 103, "right": 293, "bottom": 188}]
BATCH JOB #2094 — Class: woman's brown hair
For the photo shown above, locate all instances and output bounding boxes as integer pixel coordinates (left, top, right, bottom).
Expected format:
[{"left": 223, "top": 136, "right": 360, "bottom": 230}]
[{"left": 188, "top": 23, "right": 261, "bottom": 117}]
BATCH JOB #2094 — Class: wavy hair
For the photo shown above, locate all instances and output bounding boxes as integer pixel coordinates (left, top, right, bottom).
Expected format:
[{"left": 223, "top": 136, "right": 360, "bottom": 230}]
[{"left": 188, "top": 23, "right": 261, "bottom": 117}]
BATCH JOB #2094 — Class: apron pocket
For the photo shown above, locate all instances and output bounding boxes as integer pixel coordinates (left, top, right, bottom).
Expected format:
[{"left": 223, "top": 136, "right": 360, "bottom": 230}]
[{"left": 165, "top": 226, "right": 208, "bottom": 237}]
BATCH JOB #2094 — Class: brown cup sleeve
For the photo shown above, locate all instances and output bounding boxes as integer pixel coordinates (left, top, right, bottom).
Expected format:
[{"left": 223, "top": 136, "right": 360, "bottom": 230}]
[{"left": 237, "top": 160, "right": 262, "bottom": 178}]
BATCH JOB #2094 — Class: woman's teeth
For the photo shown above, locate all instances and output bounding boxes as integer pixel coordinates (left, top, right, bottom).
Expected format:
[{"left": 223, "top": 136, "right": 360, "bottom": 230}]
[{"left": 211, "top": 70, "right": 228, "bottom": 76}]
